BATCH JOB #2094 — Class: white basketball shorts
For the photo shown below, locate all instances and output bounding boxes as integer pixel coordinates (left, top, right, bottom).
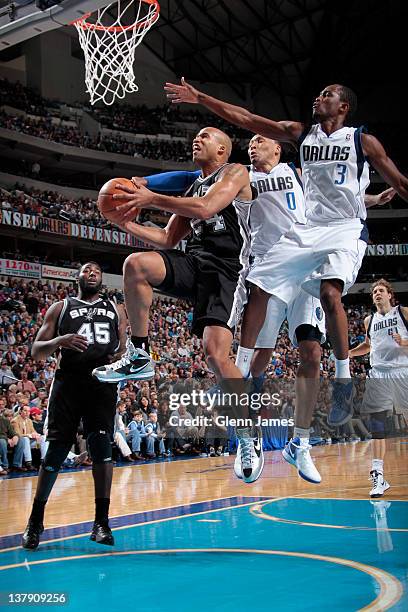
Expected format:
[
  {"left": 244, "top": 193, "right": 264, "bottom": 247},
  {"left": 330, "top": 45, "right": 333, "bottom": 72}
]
[
  {"left": 361, "top": 367, "right": 408, "bottom": 416},
  {"left": 254, "top": 290, "right": 326, "bottom": 348},
  {"left": 246, "top": 218, "right": 368, "bottom": 304}
]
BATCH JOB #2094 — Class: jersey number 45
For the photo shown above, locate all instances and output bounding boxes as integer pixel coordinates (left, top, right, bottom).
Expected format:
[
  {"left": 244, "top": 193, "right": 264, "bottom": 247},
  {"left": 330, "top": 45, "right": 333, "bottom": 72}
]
[{"left": 77, "top": 322, "right": 111, "bottom": 344}]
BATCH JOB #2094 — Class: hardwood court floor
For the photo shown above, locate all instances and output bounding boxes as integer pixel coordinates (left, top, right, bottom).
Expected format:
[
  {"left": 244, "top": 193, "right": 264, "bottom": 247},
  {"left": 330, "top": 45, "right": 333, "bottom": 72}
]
[{"left": 1, "top": 437, "right": 407, "bottom": 537}]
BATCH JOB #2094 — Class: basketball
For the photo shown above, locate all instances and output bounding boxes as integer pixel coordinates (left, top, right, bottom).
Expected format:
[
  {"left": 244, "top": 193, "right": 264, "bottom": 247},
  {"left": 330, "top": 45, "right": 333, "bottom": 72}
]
[
  {"left": 97, "top": 177, "right": 136, "bottom": 222},
  {"left": 2, "top": 1, "right": 408, "bottom": 610}
]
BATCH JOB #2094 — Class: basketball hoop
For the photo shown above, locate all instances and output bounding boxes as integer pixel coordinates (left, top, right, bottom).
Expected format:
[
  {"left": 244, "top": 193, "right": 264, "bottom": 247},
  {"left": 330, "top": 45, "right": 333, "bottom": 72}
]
[{"left": 72, "top": 0, "right": 160, "bottom": 106}]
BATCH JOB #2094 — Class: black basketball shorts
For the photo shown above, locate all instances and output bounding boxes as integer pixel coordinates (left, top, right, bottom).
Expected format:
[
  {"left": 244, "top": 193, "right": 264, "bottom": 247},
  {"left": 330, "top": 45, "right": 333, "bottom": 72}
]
[
  {"left": 47, "top": 369, "right": 118, "bottom": 443},
  {"left": 156, "top": 249, "right": 244, "bottom": 338}
]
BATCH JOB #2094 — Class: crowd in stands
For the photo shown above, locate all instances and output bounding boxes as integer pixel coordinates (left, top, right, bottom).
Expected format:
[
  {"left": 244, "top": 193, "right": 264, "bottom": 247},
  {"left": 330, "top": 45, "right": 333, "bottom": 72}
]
[
  {"left": 0, "top": 183, "right": 111, "bottom": 228},
  {"left": 0, "top": 78, "right": 249, "bottom": 163},
  {"left": 0, "top": 78, "right": 250, "bottom": 141},
  {"left": 0, "top": 181, "right": 171, "bottom": 233},
  {"left": 1, "top": 271, "right": 406, "bottom": 476},
  {"left": 91, "top": 102, "right": 251, "bottom": 142},
  {"left": 0, "top": 79, "right": 60, "bottom": 118},
  {"left": 0, "top": 110, "right": 192, "bottom": 161}
]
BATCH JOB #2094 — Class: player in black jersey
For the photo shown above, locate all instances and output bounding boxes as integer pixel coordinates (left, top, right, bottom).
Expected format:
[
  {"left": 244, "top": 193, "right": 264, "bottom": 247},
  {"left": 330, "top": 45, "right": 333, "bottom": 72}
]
[
  {"left": 22, "top": 262, "right": 126, "bottom": 550},
  {"left": 92, "top": 128, "right": 264, "bottom": 480},
  {"left": 93, "top": 127, "right": 253, "bottom": 383}
]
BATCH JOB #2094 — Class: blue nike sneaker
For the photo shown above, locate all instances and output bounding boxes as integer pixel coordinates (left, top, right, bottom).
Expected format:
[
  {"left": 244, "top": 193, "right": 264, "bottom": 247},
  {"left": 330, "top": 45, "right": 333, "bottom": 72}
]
[
  {"left": 251, "top": 373, "right": 266, "bottom": 394},
  {"left": 327, "top": 380, "right": 355, "bottom": 426},
  {"left": 282, "top": 437, "right": 321, "bottom": 483},
  {"left": 92, "top": 339, "right": 155, "bottom": 383}
]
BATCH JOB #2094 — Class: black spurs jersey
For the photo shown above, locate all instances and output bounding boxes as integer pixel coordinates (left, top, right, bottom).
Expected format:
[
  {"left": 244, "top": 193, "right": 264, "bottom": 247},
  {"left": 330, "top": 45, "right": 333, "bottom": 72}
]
[
  {"left": 185, "top": 164, "right": 252, "bottom": 263},
  {"left": 57, "top": 296, "right": 120, "bottom": 374}
]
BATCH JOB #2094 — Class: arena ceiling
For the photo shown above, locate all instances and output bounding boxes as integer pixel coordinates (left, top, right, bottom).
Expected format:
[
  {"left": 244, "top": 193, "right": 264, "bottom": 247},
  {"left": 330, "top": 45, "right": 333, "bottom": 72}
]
[
  {"left": 143, "top": 0, "right": 400, "bottom": 117},
  {"left": 0, "top": 0, "right": 403, "bottom": 121}
]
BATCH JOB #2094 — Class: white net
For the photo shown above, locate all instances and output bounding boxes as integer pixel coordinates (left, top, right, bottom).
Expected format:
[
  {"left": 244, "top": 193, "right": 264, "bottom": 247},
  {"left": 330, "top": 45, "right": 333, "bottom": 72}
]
[{"left": 73, "top": 0, "right": 160, "bottom": 106}]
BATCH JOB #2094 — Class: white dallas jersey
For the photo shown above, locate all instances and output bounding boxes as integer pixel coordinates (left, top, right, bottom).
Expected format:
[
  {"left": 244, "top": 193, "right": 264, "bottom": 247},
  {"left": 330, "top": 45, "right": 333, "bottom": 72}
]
[
  {"left": 300, "top": 124, "right": 370, "bottom": 224},
  {"left": 368, "top": 306, "right": 408, "bottom": 370},
  {"left": 249, "top": 162, "right": 305, "bottom": 256}
]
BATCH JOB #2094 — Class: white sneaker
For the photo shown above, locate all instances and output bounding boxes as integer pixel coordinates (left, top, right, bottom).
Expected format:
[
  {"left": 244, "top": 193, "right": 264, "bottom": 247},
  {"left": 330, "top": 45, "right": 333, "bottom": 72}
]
[
  {"left": 236, "top": 428, "right": 264, "bottom": 484},
  {"left": 282, "top": 437, "right": 321, "bottom": 484},
  {"left": 369, "top": 470, "right": 390, "bottom": 498},
  {"left": 234, "top": 442, "right": 242, "bottom": 479},
  {"left": 92, "top": 338, "right": 155, "bottom": 383}
]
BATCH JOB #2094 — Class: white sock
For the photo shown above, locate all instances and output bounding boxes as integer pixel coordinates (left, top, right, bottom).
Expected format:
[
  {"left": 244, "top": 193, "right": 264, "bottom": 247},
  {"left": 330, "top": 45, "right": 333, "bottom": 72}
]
[
  {"left": 294, "top": 427, "right": 310, "bottom": 445},
  {"left": 235, "top": 346, "right": 254, "bottom": 377},
  {"left": 334, "top": 357, "right": 351, "bottom": 379},
  {"left": 372, "top": 458, "right": 384, "bottom": 474}
]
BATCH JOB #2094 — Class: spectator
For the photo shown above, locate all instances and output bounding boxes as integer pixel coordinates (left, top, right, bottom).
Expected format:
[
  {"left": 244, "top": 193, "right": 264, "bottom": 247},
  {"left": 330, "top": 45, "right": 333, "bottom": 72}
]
[
  {"left": 166, "top": 403, "right": 198, "bottom": 455},
  {"left": 127, "top": 410, "right": 147, "bottom": 459},
  {"left": 0, "top": 408, "right": 22, "bottom": 474},
  {"left": 11, "top": 406, "right": 47, "bottom": 470},
  {"left": 145, "top": 412, "right": 167, "bottom": 458},
  {"left": 17, "top": 371, "right": 37, "bottom": 395},
  {"left": 113, "top": 402, "right": 137, "bottom": 462},
  {"left": 1, "top": 409, "right": 26, "bottom": 472}
]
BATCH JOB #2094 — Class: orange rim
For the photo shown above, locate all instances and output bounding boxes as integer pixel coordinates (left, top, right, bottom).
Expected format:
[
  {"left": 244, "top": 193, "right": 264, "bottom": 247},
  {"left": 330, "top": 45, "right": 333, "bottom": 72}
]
[{"left": 70, "top": 0, "right": 160, "bottom": 32}]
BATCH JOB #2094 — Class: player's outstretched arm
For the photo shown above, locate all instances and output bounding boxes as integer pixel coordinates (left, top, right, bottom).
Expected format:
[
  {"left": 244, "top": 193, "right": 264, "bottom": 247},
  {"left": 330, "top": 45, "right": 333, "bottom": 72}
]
[
  {"left": 115, "top": 163, "right": 251, "bottom": 220},
  {"left": 349, "top": 316, "right": 371, "bottom": 358},
  {"left": 133, "top": 170, "right": 200, "bottom": 194},
  {"left": 362, "top": 134, "right": 408, "bottom": 202},
  {"left": 364, "top": 187, "right": 396, "bottom": 208},
  {"left": 32, "top": 301, "right": 89, "bottom": 360},
  {"left": 164, "top": 77, "right": 303, "bottom": 145},
  {"left": 120, "top": 214, "right": 191, "bottom": 250}
]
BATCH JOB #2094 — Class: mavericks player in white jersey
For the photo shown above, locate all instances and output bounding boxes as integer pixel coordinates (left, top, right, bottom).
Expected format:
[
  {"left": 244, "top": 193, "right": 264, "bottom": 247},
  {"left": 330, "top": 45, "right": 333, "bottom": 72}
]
[
  {"left": 165, "top": 79, "right": 408, "bottom": 432},
  {"left": 234, "top": 135, "right": 325, "bottom": 483},
  {"left": 350, "top": 280, "right": 408, "bottom": 497},
  {"left": 234, "top": 136, "right": 391, "bottom": 483}
]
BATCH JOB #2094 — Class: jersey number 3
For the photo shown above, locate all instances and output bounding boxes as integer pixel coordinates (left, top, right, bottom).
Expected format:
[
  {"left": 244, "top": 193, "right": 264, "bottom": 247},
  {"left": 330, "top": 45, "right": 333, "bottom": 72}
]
[
  {"left": 77, "top": 322, "right": 110, "bottom": 344},
  {"left": 334, "top": 164, "right": 347, "bottom": 185}
]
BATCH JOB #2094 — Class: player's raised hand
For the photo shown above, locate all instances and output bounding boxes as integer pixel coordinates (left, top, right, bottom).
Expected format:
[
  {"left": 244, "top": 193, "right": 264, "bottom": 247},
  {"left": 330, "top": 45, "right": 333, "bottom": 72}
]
[
  {"left": 164, "top": 77, "right": 199, "bottom": 104},
  {"left": 376, "top": 187, "right": 396, "bottom": 206},
  {"left": 392, "top": 332, "right": 408, "bottom": 346},
  {"left": 59, "top": 333, "right": 89, "bottom": 352}
]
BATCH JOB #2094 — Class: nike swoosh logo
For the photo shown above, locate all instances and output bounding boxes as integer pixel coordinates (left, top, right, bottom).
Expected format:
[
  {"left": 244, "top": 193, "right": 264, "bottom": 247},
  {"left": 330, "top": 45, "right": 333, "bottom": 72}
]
[
  {"left": 253, "top": 440, "right": 262, "bottom": 457},
  {"left": 130, "top": 360, "right": 150, "bottom": 372}
]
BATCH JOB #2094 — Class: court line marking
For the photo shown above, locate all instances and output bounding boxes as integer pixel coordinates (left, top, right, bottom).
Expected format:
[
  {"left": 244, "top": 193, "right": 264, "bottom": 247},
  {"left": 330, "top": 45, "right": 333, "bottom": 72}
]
[
  {"left": 0, "top": 494, "right": 254, "bottom": 539},
  {"left": 250, "top": 499, "right": 408, "bottom": 532},
  {"left": 0, "top": 498, "right": 280, "bottom": 553},
  {"left": 0, "top": 548, "right": 402, "bottom": 611},
  {"left": 2, "top": 489, "right": 407, "bottom": 549}
]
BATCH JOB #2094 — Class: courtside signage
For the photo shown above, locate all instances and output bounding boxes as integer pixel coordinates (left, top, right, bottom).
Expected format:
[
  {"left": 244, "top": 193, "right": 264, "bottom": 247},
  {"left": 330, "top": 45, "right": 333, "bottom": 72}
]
[
  {"left": 41, "top": 265, "right": 78, "bottom": 281},
  {"left": 0, "top": 258, "right": 41, "bottom": 279},
  {"left": 0, "top": 210, "right": 149, "bottom": 249}
]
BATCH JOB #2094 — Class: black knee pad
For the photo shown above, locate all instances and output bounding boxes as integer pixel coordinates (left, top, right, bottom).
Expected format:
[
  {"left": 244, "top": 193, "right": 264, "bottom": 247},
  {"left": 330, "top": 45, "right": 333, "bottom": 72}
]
[
  {"left": 296, "top": 324, "right": 323, "bottom": 344},
  {"left": 87, "top": 431, "right": 113, "bottom": 464},
  {"left": 43, "top": 441, "right": 72, "bottom": 472}
]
